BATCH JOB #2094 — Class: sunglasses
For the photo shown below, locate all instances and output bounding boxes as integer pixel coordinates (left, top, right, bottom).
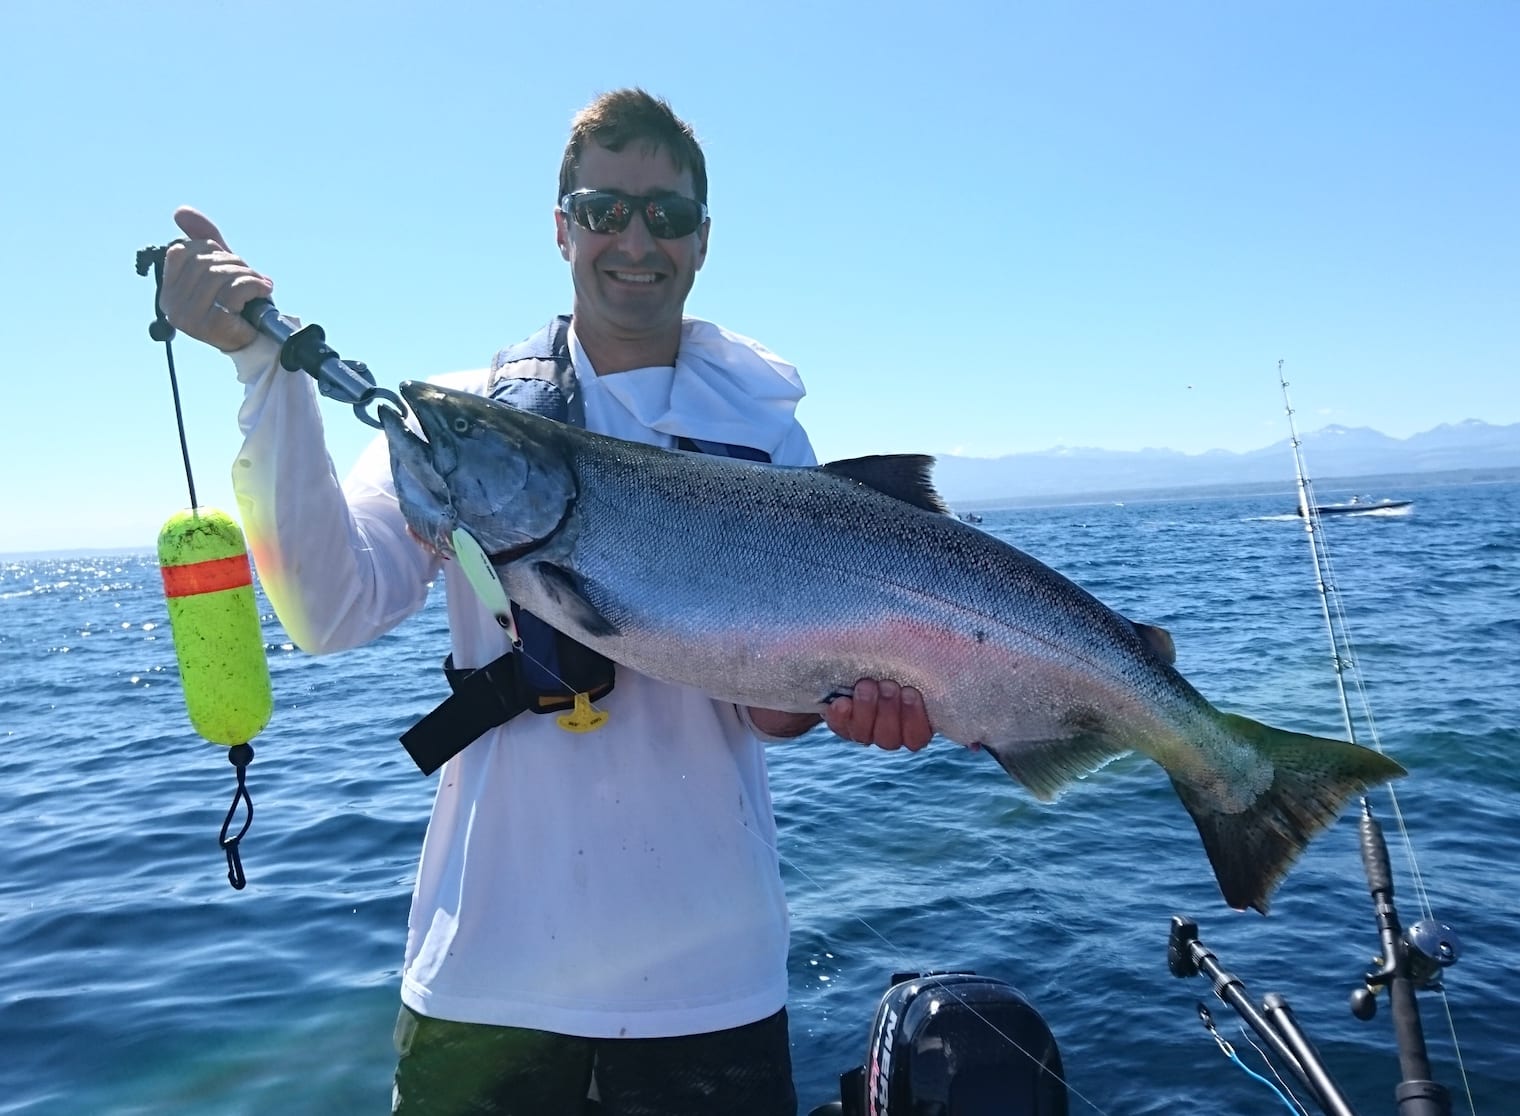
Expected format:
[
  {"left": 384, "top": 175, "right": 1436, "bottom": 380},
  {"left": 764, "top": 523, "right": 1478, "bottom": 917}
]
[{"left": 559, "top": 189, "right": 709, "bottom": 240}]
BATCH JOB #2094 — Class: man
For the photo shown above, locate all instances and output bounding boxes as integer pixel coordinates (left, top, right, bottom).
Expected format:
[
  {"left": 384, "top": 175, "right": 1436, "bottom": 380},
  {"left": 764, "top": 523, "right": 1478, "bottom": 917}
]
[{"left": 162, "top": 89, "right": 933, "bottom": 1115}]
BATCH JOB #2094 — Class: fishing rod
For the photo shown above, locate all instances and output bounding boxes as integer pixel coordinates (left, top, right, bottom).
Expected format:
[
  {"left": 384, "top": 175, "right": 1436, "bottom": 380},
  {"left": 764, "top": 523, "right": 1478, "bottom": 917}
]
[
  {"left": 1280, "top": 362, "right": 1459, "bottom": 1114},
  {"left": 1282, "top": 364, "right": 1358, "bottom": 743},
  {"left": 1168, "top": 365, "right": 1462, "bottom": 1116}
]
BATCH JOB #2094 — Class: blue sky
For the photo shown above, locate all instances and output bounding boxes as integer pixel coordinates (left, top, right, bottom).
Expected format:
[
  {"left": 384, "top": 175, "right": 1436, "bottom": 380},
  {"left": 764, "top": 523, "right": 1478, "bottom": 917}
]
[{"left": 3, "top": 0, "right": 1515, "bottom": 553}]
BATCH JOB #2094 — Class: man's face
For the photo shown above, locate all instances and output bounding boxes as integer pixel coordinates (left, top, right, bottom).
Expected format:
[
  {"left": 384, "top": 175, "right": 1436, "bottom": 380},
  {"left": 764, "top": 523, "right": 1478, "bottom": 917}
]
[{"left": 556, "top": 141, "right": 709, "bottom": 349}]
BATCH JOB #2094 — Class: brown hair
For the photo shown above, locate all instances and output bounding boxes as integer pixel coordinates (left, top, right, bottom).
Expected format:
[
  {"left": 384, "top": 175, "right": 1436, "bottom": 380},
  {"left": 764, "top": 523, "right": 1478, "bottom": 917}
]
[{"left": 558, "top": 88, "right": 708, "bottom": 205}]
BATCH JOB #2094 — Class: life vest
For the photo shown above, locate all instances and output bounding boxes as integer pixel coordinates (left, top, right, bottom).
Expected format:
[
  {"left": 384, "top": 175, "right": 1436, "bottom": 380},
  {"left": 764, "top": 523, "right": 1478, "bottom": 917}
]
[{"left": 399, "top": 317, "right": 772, "bottom": 776}]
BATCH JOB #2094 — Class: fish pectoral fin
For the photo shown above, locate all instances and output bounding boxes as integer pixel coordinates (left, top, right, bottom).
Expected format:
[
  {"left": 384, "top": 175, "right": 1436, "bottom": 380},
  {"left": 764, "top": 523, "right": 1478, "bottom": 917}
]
[
  {"left": 980, "top": 733, "right": 1131, "bottom": 802},
  {"left": 1132, "top": 621, "right": 1177, "bottom": 665},
  {"left": 817, "top": 455, "right": 949, "bottom": 515},
  {"left": 530, "top": 562, "right": 620, "bottom": 638}
]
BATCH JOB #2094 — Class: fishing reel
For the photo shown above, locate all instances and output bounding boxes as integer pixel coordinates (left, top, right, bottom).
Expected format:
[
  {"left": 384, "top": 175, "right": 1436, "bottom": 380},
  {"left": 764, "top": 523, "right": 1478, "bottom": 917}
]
[{"left": 1350, "top": 918, "right": 1461, "bottom": 1020}]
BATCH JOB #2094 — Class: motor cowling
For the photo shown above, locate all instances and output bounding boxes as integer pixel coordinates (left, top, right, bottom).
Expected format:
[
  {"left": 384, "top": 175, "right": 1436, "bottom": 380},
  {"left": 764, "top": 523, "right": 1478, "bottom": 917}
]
[{"left": 821, "top": 971, "right": 1068, "bottom": 1116}]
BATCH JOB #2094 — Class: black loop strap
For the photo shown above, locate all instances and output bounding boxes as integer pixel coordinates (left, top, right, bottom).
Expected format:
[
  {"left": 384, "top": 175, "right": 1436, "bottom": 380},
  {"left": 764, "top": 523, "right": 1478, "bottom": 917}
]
[{"left": 219, "top": 743, "right": 255, "bottom": 890}]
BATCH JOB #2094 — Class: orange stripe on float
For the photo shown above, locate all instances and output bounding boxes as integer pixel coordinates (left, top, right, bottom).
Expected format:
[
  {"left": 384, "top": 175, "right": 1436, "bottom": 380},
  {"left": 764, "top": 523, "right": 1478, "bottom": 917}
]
[{"left": 161, "top": 554, "right": 254, "bottom": 598}]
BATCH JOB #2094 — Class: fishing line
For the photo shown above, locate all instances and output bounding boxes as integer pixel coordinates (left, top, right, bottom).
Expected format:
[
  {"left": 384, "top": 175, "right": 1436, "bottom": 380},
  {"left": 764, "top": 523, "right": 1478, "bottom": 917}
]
[
  {"left": 470, "top": 597, "right": 611, "bottom": 731},
  {"left": 1236, "top": 1028, "right": 1312, "bottom": 1116},
  {"left": 1210, "top": 1030, "right": 1306, "bottom": 1115},
  {"left": 516, "top": 639, "right": 610, "bottom": 728}
]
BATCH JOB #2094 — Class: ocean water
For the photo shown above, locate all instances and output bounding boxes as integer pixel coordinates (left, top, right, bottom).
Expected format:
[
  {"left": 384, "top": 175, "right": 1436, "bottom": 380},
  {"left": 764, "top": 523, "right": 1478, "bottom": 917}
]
[{"left": 2, "top": 478, "right": 1516, "bottom": 1115}]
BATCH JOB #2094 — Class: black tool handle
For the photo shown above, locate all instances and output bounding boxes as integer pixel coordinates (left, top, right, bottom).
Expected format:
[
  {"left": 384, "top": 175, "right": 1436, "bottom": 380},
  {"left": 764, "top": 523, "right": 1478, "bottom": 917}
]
[{"left": 239, "top": 297, "right": 402, "bottom": 427}]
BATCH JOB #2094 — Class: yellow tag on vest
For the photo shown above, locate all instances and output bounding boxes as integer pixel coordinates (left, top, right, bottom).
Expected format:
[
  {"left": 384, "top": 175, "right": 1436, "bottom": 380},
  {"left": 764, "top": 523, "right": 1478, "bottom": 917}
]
[{"left": 557, "top": 691, "right": 609, "bottom": 733}]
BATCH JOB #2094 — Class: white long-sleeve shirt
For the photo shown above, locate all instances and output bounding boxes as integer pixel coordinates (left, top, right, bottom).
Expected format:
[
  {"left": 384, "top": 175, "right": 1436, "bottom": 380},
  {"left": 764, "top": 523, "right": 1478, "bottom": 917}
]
[{"left": 230, "top": 319, "right": 817, "bottom": 1038}]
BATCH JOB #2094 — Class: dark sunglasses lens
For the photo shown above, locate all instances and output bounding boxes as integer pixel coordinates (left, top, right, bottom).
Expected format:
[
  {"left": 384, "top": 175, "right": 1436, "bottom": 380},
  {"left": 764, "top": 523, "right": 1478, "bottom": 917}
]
[
  {"left": 571, "top": 193, "right": 632, "bottom": 233},
  {"left": 569, "top": 192, "right": 704, "bottom": 238},
  {"left": 644, "top": 197, "right": 704, "bottom": 238}
]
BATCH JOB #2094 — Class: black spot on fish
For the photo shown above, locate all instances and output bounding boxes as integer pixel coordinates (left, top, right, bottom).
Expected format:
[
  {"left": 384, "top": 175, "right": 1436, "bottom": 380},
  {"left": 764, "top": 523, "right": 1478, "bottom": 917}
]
[{"left": 974, "top": 629, "right": 987, "bottom": 644}]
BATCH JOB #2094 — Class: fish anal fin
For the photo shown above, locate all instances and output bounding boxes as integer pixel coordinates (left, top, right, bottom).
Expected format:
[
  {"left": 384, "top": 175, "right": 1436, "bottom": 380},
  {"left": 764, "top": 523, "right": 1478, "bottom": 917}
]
[
  {"left": 981, "top": 733, "right": 1131, "bottom": 803},
  {"left": 1171, "top": 712, "right": 1407, "bottom": 914},
  {"left": 819, "top": 455, "right": 949, "bottom": 515},
  {"left": 1133, "top": 621, "right": 1177, "bottom": 665},
  {"left": 531, "top": 562, "right": 620, "bottom": 638}
]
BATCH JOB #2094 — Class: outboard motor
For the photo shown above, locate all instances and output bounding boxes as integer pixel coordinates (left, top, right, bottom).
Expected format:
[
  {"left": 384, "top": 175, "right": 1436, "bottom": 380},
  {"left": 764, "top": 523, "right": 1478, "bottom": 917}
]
[{"left": 812, "top": 971, "right": 1068, "bottom": 1116}]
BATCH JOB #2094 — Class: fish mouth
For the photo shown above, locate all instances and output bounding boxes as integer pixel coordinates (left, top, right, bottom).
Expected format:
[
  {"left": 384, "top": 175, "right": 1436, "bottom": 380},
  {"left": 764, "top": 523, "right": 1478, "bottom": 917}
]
[
  {"left": 397, "top": 381, "right": 467, "bottom": 470},
  {"left": 380, "top": 395, "right": 431, "bottom": 462},
  {"left": 380, "top": 389, "right": 456, "bottom": 556}
]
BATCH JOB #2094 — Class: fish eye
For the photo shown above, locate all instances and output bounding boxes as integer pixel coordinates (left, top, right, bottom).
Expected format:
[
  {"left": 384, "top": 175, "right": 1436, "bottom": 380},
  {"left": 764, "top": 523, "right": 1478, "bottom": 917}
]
[{"left": 451, "top": 417, "right": 471, "bottom": 434}]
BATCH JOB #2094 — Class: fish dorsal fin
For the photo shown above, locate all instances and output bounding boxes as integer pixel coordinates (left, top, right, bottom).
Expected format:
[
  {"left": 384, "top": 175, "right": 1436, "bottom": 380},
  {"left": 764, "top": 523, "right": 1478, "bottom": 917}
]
[
  {"left": 819, "top": 454, "right": 949, "bottom": 514},
  {"left": 1133, "top": 622, "right": 1176, "bottom": 665}
]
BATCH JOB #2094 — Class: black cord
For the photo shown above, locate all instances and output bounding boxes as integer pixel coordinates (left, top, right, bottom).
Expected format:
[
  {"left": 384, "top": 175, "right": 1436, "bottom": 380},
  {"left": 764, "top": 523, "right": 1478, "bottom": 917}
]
[
  {"left": 138, "top": 245, "right": 199, "bottom": 510},
  {"left": 219, "top": 743, "right": 255, "bottom": 890}
]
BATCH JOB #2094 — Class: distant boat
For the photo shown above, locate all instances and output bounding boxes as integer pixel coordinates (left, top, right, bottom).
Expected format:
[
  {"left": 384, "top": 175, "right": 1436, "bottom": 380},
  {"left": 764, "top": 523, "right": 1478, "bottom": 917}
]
[
  {"left": 958, "top": 512, "right": 984, "bottom": 524},
  {"left": 1295, "top": 496, "right": 1412, "bottom": 517}
]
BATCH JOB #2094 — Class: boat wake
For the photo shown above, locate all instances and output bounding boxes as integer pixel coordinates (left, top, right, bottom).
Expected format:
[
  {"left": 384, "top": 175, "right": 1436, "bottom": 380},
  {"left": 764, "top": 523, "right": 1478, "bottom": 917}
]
[{"left": 1249, "top": 504, "right": 1413, "bottom": 524}]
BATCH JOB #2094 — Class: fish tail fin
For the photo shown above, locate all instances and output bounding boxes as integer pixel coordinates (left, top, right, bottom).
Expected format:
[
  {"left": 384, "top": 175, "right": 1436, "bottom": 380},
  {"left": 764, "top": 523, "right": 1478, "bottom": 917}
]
[{"left": 1172, "top": 713, "right": 1406, "bottom": 914}]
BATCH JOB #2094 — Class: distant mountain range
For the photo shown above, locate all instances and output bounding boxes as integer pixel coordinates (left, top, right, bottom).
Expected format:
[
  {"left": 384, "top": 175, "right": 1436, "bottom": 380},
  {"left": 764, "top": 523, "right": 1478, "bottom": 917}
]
[{"left": 932, "top": 420, "right": 1520, "bottom": 503}]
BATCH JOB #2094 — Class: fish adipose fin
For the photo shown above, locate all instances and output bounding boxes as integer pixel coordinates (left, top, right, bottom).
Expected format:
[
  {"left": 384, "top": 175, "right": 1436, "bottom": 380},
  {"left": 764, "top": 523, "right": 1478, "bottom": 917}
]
[
  {"left": 818, "top": 455, "right": 949, "bottom": 515},
  {"left": 531, "top": 562, "right": 620, "bottom": 637},
  {"left": 1172, "top": 713, "right": 1406, "bottom": 915},
  {"left": 1132, "top": 621, "right": 1176, "bottom": 665},
  {"left": 981, "top": 733, "right": 1132, "bottom": 803}
]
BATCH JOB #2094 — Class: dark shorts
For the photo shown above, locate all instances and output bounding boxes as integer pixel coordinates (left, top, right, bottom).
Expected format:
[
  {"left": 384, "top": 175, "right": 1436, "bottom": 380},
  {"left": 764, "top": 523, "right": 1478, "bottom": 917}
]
[{"left": 391, "top": 1004, "right": 796, "bottom": 1116}]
